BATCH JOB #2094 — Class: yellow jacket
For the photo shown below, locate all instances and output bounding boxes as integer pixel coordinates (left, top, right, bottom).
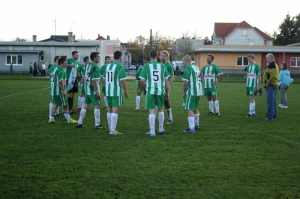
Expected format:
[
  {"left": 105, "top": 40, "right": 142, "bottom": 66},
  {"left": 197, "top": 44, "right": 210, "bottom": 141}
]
[{"left": 263, "top": 62, "right": 279, "bottom": 86}]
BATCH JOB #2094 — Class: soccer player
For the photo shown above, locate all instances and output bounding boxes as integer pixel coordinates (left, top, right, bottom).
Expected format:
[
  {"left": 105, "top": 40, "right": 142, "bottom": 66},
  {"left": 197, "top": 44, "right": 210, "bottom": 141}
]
[
  {"left": 76, "top": 56, "right": 90, "bottom": 112},
  {"left": 202, "top": 54, "right": 223, "bottom": 116},
  {"left": 101, "top": 51, "right": 129, "bottom": 135},
  {"left": 245, "top": 54, "right": 261, "bottom": 118},
  {"left": 66, "top": 51, "right": 79, "bottom": 114},
  {"left": 100, "top": 56, "right": 111, "bottom": 108},
  {"left": 139, "top": 50, "right": 169, "bottom": 137},
  {"left": 48, "top": 57, "right": 77, "bottom": 124},
  {"left": 182, "top": 55, "right": 201, "bottom": 133},
  {"left": 49, "top": 56, "right": 61, "bottom": 120},
  {"left": 135, "top": 65, "right": 143, "bottom": 110},
  {"left": 76, "top": 52, "right": 104, "bottom": 129},
  {"left": 160, "top": 50, "right": 175, "bottom": 124}
]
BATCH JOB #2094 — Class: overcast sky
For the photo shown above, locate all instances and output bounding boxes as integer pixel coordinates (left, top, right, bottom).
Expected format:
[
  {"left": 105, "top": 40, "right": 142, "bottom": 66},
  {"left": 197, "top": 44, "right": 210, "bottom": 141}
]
[{"left": 1, "top": 0, "right": 299, "bottom": 42}]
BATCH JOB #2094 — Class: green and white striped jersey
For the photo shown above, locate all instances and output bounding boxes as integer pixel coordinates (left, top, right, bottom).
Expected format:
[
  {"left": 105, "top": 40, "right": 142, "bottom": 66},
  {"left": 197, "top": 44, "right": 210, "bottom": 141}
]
[
  {"left": 50, "top": 64, "right": 58, "bottom": 96},
  {"left": 246, "top": 63, "right": 261, "bottom": 88},
  {"left": 139, "top": 61, "right": 170, "bottom": 95},
  {"left": 84, "top": 62, "right": 100, "bottom": 95},
  {"left": 66, "top": 58, "right": 79, "bottom": 80},
  {"left": 202, "top": 64, "right": 223, "bottom": 88},
  {"left": 182, "top": 64, "right": 202, "bottom": 96},
  {"left": 77, "top": 63, "right": 85, "bottom": 77},
  {"left": 101, "top": 62, "right": 126, "bottom": 97},
  {"left": 50, "top": 65, "right": 66, "bottom": 96},
  {"left": 165, "top": 62, "right": 174, "bottom": 81}
]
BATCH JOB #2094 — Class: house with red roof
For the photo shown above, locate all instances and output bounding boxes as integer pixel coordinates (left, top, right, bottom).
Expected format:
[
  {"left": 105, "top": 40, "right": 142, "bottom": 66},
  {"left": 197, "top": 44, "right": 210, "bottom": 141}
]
[{"left": 213, "top": 21, "right": 273, "bottom": 46}]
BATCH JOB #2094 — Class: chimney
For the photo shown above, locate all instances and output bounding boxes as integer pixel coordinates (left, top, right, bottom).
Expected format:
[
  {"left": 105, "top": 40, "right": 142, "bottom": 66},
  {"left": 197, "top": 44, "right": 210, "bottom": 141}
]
[
  {"left": 33, "top": 35, "right": 37, "bottom": 42},
  {"left": 107, "top": 35, "right": 110, "bottom": 40},
  {"left": 68, "top": 32, "right": 73, "bottom": 43}
]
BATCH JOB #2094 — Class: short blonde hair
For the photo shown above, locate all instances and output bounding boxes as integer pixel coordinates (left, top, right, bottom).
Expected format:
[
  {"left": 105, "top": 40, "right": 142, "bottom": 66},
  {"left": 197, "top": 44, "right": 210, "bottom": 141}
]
[
  {"left": 182, "top": 55, "right": 191, "bottom": 62},
  {"left": 247, "top": 54, "right": 255, "bottom": 59},
  {"left": 160, "top": 50, "right": 169, "bottom": 57}
]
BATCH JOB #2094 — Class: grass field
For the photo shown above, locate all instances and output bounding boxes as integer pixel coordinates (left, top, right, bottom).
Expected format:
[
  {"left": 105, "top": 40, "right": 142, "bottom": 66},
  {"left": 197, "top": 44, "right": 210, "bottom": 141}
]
[{"left": 0, "top": 75, "right": 300, "bottom": 199}]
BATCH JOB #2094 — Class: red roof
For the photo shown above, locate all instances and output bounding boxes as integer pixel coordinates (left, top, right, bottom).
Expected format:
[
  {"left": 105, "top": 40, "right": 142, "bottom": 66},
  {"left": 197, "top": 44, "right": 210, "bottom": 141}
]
[
  {"left": 96, "top": 34, "right": 106, "bottom": 40},
  {"left": 214, "top": 23, "right": 238, "bottom": 37},
  {"left": 214, "top": 21, "right": 273, "bottom": 40},
  {"left": 253, "top": 27, "right": 273, "bottom": 40}
]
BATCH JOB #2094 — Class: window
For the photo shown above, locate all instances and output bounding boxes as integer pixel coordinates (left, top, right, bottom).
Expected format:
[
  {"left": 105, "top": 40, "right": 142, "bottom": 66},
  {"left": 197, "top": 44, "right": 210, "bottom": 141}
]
[
  {"left": 6, "top": 55, "right": 23, "bottom": 65},
  {"left": 290, "top": 57, "right": 300, "bottom": 67},
  {"left": 41, "top": 56, "right": 44, "bottom": 61},
  {"left": 242, "top": 30, "right": 247, "bottom": 36},
  {"left": 236, "top": 56, "right": 248, "bottom": 66}
]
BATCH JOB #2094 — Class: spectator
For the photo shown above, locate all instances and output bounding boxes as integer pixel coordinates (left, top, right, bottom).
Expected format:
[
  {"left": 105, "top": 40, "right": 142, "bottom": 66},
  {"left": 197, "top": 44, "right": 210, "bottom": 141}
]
[
  {"left": 278, "top": 62, "right": 293, "bottom": 109},
  {"left": 33, "top": 62, "right": 37, "bottom": 76},
  {"left": 37, "top": 64, "right": 41, "bottom": 76},
  {"left": 9, "top": 63, "right": 14, "bottom": 75},
  {"left": 176, "top": 65, "right": 179, "bottom": 76},
  {"left": 29, "top": 62, "right": 33, "bottom": 75},
  {"left": 263, "top": 53, "right": 279, "bottom": 121},
  {"left": 41, "top": 62, "right": 46, "bottom": 76}
]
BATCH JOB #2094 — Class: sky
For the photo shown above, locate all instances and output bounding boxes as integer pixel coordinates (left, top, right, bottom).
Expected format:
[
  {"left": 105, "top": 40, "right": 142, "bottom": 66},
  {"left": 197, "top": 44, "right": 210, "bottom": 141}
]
[{"left": 1, "top": 0, "right": 299, "bottom": 42}]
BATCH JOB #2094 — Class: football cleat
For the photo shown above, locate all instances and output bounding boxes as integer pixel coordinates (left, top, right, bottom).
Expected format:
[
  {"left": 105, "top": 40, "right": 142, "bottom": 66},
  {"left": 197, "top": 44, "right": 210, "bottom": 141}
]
[
  {"left": 68, "top": 119, "right": 78, "bottom": 124},
  {"left": 48, "top": 119, "right": 58, "bottom": 124},
  {"left": 215, "top": 112, "right": 221, "bottom": 116},
  {"left": 195, "top": 125, "right": 200, "bottom": 130},
  {"left": 158, "top": 129, "right": 165, "bottom": 134},
  {"left": 95, "top": 124, "right": 105, "bottom": 129},
  {"left": 166, "top": 120, "right": 173, "bottom": 124},
  {"left": 76, "top": 123, "right": 85, "bottom": 128},
  {"left": 183, "top": 128, "right": 195, "bottom": 134},
  {"left": 207, "top": 111, "right": 214, "bottom": 115},
  {"left": 246, "top": 114, "right": 252, "bottom": 119},
  {"left": 135, "top": 107, "right": 139, "bottom": 111},
  {"left": 145, "top": 132, "right": 156, "bottom": 137},
  {"left": 109, "top": 130, "right": 122, "bottom": 135}
]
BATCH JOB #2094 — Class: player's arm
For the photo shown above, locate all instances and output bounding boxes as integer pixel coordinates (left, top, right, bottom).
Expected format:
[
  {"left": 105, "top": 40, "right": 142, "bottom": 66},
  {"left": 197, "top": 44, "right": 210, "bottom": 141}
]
[
  {"left": 257, "top": 74, "right": 261, "bottom": 89},
  {"left": 59, "top": 80, "right": 67, "bottom": 96},
  {"left": 92, "top": 78, "right": 101, "bottom": 99},
  {"left": 164, "top": 77, "right": 170, "bottom": 100},
  {"left": 120, "top": 79, "right": 129, "bottom": 98},
  {"left": 182, "top": 80, "right": 189, "bottom": 98},
  {"left": 169, "top": 74, "right": 175, "bottom": 85}
]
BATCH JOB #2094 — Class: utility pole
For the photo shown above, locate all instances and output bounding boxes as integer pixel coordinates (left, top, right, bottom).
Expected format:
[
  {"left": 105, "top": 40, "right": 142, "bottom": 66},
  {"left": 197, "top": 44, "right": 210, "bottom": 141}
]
[
  {"left": 150, "top": 29, "right": 152, "bottom": 50},
  {"left": 52, "top": 18, "right": 56, "bottom": 35}
]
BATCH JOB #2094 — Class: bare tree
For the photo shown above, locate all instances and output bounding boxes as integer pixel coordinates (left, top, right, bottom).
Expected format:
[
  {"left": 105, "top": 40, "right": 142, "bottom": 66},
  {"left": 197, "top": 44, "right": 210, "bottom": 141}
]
[{"left": 174, "top": 38, "right": 193, "bottom": 59}]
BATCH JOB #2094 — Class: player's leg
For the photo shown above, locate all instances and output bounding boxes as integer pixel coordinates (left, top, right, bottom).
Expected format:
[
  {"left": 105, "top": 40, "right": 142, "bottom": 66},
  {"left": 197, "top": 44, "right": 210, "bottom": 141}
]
[
  {"left": 145, "top": 93, "right": 156, "bottom": 137},
  {"left": 194, "top": 108, "right": 200, "bottom": 130},
  {"left": 109, "top": 96, "right": 123, "bottom": 135},
  {"left": 92, "top": 95, "right": 104, "bottom": 129},
  {"left": 77, "top": 83, "right": 82, "bottom": 112},
  {"left": 49, "top": 97, "right": 60, "bottom": 123},
  {"left": 136, "top": 84, "right": 141, "bottom": 111},
  {"left": 183, "top": 95, "right": 196, "bottom": 133},
  {"left": 164, "top": 92, "right": 173, "bottom": 124},
  {"left": 68, "top": 91, "right": 75, "bottom": 114},
  {"left": 49, "top": 99, "right": 54, "bottom": 120},
  {"left": 76, "top": 95, "right": 91, "bottom": 128},
  {"left": 157, "top": 95, "right": 165, "bottom": 134},
  {"left": 60, "top": 93, "right": 77, "bottom": 123},
  {"left": 205, "top": 88, "right": 214, "bottom": 115},
  {"left": 212, "top": 88, "right": 220, "bottom": 116}
]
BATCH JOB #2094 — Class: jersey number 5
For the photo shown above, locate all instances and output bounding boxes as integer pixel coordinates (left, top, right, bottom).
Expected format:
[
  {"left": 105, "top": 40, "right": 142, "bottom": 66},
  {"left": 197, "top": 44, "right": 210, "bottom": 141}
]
[{"left": 153, "top": 71, "right": 159, "bottom": 81}]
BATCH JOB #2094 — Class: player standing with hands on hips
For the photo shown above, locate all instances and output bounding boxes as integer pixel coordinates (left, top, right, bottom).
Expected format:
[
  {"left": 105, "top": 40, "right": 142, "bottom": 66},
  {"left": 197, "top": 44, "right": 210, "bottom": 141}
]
[
  {"left": 202, "top": 54, "right": 223, "bottom": 116},
  {"left": 139, "top": 50, "right": 170, "bottom": 137}
]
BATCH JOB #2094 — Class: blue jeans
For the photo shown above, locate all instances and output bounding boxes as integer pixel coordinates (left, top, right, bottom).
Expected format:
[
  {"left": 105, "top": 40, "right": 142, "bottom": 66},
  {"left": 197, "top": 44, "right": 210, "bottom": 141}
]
[{"left": 265, "top": 86, "right": 278, "bottom": 119}]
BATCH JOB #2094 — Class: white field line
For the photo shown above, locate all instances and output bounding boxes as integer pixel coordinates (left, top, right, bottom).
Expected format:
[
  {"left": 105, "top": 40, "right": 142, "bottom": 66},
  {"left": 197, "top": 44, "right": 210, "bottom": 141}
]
[
  {"left": 0, "top": 87, "right": 49, "bottom": 99},
  {"left": 202, "top": 121, "right": 300, "bottom": 146}
]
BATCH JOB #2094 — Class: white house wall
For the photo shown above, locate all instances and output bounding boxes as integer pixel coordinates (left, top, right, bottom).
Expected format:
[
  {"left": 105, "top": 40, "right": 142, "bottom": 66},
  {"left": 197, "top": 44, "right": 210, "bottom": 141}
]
[{"left": 225, "top": 28, "right": 265, "bottom": 46}]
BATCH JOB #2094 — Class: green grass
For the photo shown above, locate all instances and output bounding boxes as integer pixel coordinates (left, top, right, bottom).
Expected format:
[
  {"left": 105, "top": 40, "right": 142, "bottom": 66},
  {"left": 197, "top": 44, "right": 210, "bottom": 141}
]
[{"left": 0, "top": 77, "right": 300, "bottom": 199}]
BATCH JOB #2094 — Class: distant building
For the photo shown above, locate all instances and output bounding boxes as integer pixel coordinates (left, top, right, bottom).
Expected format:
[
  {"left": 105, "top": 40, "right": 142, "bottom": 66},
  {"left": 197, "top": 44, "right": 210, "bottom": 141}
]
[
  {"left": 213, "top": 21, "right": 273, "bottom": 46},
  {"left": 0, "top": 33, "right": 120, "bottom": 72},
  {"left": 192, "top": 45, "right": 300, "bottom": 73}
]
